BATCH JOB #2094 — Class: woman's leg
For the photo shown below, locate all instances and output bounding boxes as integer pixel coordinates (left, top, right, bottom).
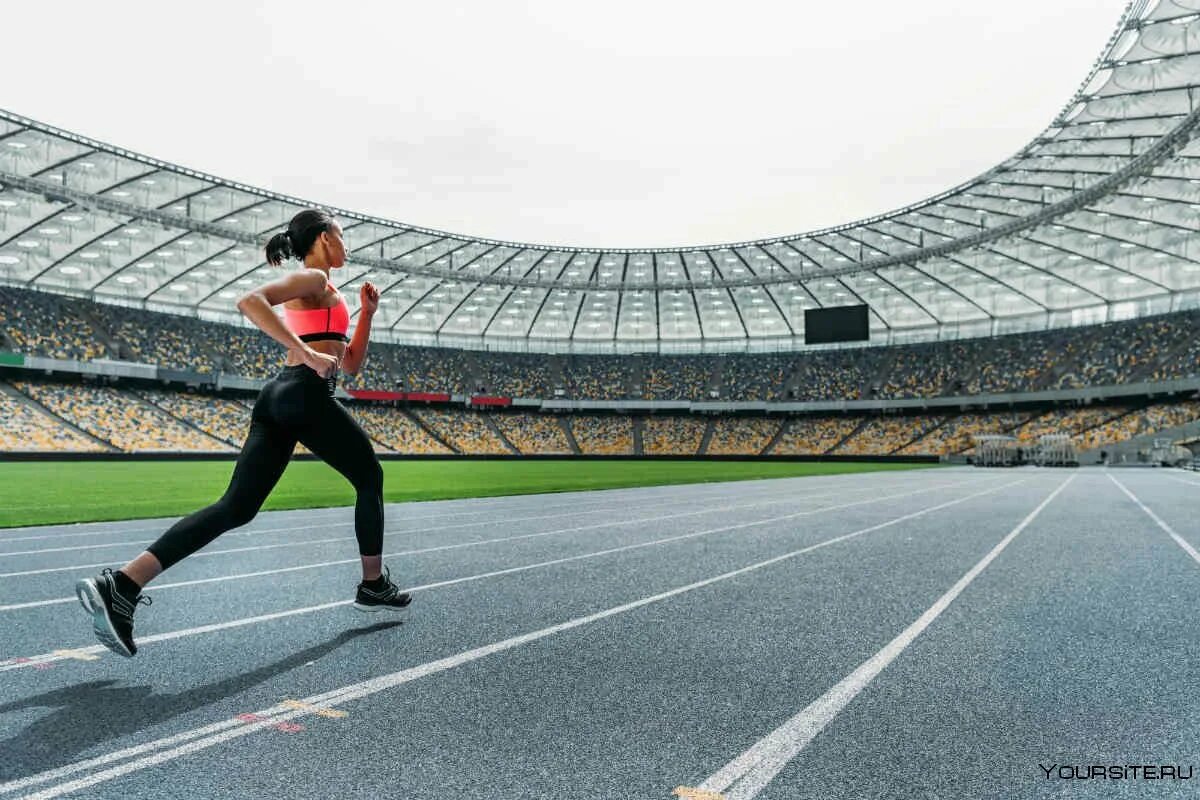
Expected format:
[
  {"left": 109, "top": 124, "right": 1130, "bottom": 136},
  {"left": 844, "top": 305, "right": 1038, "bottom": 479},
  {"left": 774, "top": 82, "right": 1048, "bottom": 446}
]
[
  {"left": 124, "top": 415, "right": 298, "bottom": 586},
  {"left": 296, "top": 398, "right": 384, "bottom": 580}
]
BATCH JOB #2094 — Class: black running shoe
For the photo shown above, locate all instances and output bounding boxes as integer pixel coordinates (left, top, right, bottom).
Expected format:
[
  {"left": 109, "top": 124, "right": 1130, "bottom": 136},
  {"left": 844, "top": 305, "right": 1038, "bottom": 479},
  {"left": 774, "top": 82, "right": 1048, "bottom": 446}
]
[
  {"left": 75, "top": 568, "right": 152, "bottom": 657},
  {"left": 353, "top": 566, "right": 412, "bottom": 612}
]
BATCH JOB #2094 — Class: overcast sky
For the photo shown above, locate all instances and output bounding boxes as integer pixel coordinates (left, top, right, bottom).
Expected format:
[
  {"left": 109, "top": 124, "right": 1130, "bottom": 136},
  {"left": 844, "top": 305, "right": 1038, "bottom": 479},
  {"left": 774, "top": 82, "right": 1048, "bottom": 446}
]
[{"left": 7, "top": 1, "right": 1120, "bottom": 249}]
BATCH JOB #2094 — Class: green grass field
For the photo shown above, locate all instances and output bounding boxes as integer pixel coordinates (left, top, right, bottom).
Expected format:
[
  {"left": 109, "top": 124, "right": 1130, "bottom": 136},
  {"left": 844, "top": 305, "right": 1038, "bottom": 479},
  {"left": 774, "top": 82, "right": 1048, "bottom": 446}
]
[{"left": 0, "top": 459, "right": 942, "bottom": 528}]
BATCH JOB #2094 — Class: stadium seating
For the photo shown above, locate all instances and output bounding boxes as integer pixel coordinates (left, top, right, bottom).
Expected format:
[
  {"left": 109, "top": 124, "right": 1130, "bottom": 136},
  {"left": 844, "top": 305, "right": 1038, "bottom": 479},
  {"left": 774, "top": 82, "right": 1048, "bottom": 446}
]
[
  {"left": 0, "top": 387, "right": 105, "bottom": 452},
  {"left": 97, "top": 305, "right": 226, "bottom": 373},
  {"left": 896, "top": 411, "right": 1032, "bottom": 456},
  {"left": 0, "top": 287, "right": 113, "bottom": 363},
  {"left": 3, "top": 285, "right": 1200, "bottom": 402},
  {"left": 492, "top": 412, "right": 573, "bottom": 454},
  {"left": 134, "top": 388, "right": 250, "bottom": 445},
  {"left": 2, "top": 375, "right": 1196, "bottom": 457},
  {"left": 410, "top": 407, "right": 510, "bottom": 454},
  {"left": 831, "top": 414, "right": 948, "bottom": 456},
  {"left": 565, "top": 356, "right": 633, "bottom": 400},
  {"left": 567, "top": 414, "right": 634, "bottom": 454},
  {"left": 641, "top": 357, "right": 713, "bottom": 400},
  {"left": 10, "top": 379, "right": 233, "bottom": 452},
  {"left": 705, "top": 418, "right": 780, "bottom": 455},
  {"left": 770, "top": 417, "right": 860, "bottom": 455},
  {"left": 642, "top": 416, "right": 706, "bottom": 455},
  {"left": 1073, "top": 402, "right": 1200, "bottom": 452},
  {"left": 2, "top": 286, "right": 1200, "bottom": 461},
  {"left": 348, "top": 404, "right": 451, "bottom": 454}
]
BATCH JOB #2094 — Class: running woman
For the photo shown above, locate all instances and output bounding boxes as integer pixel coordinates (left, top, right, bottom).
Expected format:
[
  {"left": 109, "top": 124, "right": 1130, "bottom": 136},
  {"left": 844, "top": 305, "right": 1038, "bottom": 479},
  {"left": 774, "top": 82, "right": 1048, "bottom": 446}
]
[{"left": 76, "top": 208, "right": 411, "bottom": 658}]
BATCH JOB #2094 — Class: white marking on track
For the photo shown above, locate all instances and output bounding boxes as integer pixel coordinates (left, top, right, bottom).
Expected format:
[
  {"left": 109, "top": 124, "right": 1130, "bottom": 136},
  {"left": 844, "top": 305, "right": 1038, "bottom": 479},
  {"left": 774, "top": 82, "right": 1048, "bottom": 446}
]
[
  {"left": 0, "top": 484, "right": 805, "bottom": 544},
  {"left": 0, "top": 478, "right": 986, "bottom": 669},
  {"left": 1162, "top": 473, "right": 1200, "bottom": 489},
  {"left": 0, "top": 479, "right": 967, "bottom": 610},
  {"left": 0, "top": 471, "right": 945, "bottom": 539},
  {"left": 0, "top": 476, "right": 900, "bottom": 557},
  {"left": 687, "top": 475, "right": 1073, "bottom": 800},
  {"left": 0, "top": 477, "right": 1021, "bottom": 798},
  {"left": 0, "top": 497, "right": 717, "bottom": 558},
  {"left": 1109, "top": 474, "right": 1200, "bottom": 566}
]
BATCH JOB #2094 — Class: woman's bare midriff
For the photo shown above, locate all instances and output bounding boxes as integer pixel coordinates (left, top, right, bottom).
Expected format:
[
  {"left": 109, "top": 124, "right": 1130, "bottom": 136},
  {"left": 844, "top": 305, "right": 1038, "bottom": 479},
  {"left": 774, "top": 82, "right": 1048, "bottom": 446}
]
[
  {"left": 282, "top": 290, "right": 347, "bottom": 368},
  {"left": 283, "top": 338, "right": 346, "bottom": 367}
]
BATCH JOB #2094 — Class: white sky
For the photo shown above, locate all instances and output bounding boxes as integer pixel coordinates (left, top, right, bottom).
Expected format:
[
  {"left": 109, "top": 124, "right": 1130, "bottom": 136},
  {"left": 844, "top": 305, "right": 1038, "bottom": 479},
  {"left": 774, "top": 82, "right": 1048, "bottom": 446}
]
[{"left": 7, "top": 0, "right": 1120, "bottom": 249}]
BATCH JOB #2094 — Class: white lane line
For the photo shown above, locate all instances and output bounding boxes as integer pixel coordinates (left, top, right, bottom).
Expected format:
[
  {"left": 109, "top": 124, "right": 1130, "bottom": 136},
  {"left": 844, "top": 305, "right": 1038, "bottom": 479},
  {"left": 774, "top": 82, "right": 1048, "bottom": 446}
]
[
  {"left": 0, "top": 471, "right": 943, "bottom": 540},
  {"left": 0, "top": 504, "right": 364, "bottom": 540},
  {"left": 0, "top": 477, "right": 1021, "bottom": 798},
  {"left": 0, "top": 492, "right": 724, "bottom": 566},
  {"left": 0, "top": 535, "right": 362, "bottom": 571},
  {"left": 0, "top": 475, "right": 919, "bottom": 558},
  {"left": 0, "top": 475, "right": 949, "bottom": 579},
  {"left": 1163, "top": 473, "right": 1200, "bottom": 489},
  {"left": 688, "top": 474, "right": 1074, "bottom": 800},
  {"left": 0, "top": 481, "right": 821, "bottom": 545},
  {"left": 0, "top": 480, "right": 979, "bottom": 665},
  {"left": 0, "top": 478, "right": 966, "bottom": 607},
  {"left": 1109, "top": 474, "right": 1200, "bottom": 566},
  {"left": 0, "top": 478, "right": 994, "bottom": 670},
  {"left": 0, "top": 498, "right": 715, "bottom": 559}
]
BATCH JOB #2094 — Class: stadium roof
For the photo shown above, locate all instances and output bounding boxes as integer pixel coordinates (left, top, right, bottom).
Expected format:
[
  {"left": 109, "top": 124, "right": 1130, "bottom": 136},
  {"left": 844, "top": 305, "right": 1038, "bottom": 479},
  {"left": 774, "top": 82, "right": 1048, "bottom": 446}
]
[{"left": 3, "top": 0, "right": 1200, "bottom": 354}]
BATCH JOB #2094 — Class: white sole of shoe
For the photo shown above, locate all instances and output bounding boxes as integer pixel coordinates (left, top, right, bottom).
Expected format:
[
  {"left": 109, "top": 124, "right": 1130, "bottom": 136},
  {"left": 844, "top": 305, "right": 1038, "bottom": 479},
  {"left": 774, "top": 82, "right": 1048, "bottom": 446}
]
[
  {"left": 75, "top": 578, "right": 134, "bottom": 658},
  {"left": 352, "top": 601, "right": 411, "bottom": 613},
  {"left": 75, "top": 580, "right": 95, "bottom": 614}
]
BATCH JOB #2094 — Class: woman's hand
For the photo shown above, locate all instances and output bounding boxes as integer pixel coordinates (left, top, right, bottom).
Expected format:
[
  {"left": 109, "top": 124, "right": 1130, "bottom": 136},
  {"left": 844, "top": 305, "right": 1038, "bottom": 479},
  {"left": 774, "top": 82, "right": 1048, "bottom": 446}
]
[
  {"left": 360, "top": 281, "right": 380, "bottom": 316},
  {"left": 302, "top": 347, "right": 340, "bottom": 378}
]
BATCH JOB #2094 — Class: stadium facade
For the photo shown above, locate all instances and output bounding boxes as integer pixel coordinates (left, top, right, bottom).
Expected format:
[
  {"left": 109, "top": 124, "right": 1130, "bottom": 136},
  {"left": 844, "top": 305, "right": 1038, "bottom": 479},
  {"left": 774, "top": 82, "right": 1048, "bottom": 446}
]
[{"left": 3, "top": 2, "right": 1200, "bottom": 356}]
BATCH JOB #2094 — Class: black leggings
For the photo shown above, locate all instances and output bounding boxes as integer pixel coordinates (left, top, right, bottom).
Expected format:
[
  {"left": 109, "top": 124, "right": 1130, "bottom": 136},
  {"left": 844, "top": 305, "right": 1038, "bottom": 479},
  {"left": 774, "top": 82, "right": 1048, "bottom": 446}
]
[{"left": 146, "top": 364, "right": 384, "bottom": 571}]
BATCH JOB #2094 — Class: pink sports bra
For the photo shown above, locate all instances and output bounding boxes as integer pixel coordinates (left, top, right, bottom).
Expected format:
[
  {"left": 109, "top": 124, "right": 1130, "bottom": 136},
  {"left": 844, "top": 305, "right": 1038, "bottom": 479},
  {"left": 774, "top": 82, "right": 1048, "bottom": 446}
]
[{"left": 283, "top": 289, "right": 350, "bottom": 343}]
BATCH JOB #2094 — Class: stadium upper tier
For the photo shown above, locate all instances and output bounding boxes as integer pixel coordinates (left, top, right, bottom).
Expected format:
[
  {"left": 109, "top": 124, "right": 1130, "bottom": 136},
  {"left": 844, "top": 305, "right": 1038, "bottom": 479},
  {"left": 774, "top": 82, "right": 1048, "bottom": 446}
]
[
  {"left": 3, "top": 284, "right": 1199, "bottom": 401},
  {"left": 3, "top": 2, "right": 1200, "bottom": 354}
]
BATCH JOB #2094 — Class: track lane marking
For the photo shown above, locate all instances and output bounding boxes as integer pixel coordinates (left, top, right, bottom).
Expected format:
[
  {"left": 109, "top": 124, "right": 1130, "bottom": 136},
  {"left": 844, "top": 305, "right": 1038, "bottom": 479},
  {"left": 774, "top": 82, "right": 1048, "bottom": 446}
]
[
  {"left": 0, "top": 471, "right": 952, "bottom": 540},
  {"left": 0, "top": 494, "right": 826, "bottom": 584},
  {"left": 686, "top": 474, "right": 1074, "bottom": 800},
  {"left": 0, "top": 477, "right": 935, "bottom": 576},
  {"left": 1109, "top": 474, "right": 1200, "bottom": 566},
  {"left": 0, "top": 474, "right": 945, "bottom": 575},
  {"left": 0, "top": 485, "right": 806, "bottom": 548},
  {"left": 0, "top": 489, "right": 801, "bottom": 559},
  {"left": 1162, "top": 473, "right": 1200, "bottom": 490},
  {"left": 0, "top": 495, "right": 637, "bottom": 543},
  {"left": 0, "top": 475, "right": 936, "bottom": 558},
  {"left": 0, "top": 478, "right": 986, "bottom": 672},
  {"left": 0, "top": 477, "right": 1023, "bottom": 798},
  {"left": 0, "top": 479, "right": 977, "bottom": 668},
  {"left": 0, "top": 478, "right": 974, "bottom": 611}
]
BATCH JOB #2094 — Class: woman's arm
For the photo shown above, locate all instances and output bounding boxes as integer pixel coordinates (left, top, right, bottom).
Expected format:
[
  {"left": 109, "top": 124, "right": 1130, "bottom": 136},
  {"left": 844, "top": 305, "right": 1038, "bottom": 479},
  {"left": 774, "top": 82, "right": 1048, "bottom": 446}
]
[
  {"left": 234, "top": 269, "right": 336, "bottom": 366},
  {"left": 342, "top": 282, "right": 380, "bottom": 376},
  {"left": 342, "top": 310, "right": 372, "bottom": 376}
]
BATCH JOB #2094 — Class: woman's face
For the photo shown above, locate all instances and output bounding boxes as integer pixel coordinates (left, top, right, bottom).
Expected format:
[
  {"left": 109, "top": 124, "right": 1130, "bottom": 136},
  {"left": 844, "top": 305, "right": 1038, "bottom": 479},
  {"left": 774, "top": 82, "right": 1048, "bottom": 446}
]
[{"left": 319, "top": 221, "right": 347, "bottom": 268}]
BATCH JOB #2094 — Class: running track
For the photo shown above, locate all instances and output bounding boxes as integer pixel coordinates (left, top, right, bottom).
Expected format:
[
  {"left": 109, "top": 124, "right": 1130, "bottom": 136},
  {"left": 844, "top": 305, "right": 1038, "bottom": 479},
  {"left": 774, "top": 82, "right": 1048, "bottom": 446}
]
[{"left": 0, "top": 467, "right": 1196, "bottom": 799}]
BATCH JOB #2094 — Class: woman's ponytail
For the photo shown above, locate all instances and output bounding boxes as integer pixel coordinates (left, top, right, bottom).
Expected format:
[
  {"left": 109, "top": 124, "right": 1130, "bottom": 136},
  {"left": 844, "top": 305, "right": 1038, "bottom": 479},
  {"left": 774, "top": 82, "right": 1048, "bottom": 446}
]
[{"left": 265, "top": 231, "right": 294, "bottom": 267}]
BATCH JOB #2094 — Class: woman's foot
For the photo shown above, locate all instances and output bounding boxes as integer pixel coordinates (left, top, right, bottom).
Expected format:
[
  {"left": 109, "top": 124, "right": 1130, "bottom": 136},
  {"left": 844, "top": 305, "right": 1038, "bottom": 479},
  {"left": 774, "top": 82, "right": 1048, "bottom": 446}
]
[
  {"left": 353, "top": 566, "right": 412, "bottom": 612},
  {"left": 75, "top": 568, "right": 152, "bottom": 657}
]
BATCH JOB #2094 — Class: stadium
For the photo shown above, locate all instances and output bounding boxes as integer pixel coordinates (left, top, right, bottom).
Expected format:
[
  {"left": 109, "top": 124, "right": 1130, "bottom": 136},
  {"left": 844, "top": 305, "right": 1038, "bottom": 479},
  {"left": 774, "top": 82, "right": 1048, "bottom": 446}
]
[{"left": 1, "top": 2, "right": 1199, "bottom": 798}]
